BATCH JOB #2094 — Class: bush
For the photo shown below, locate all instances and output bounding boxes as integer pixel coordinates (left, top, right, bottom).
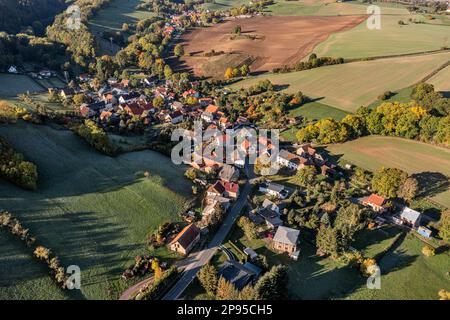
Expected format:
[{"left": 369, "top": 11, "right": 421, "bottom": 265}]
[
  {"left": 0, "top": 137, "right": 38, "bottom": 190},
  {"left": 422, "top": 245, "right": 435, "bottom": 257}
]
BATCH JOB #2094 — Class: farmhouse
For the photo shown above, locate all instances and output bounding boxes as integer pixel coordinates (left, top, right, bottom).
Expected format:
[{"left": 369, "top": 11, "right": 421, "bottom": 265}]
[
  {"left": 169, "top": 224, "right": 200, "bottom": 256},
  {"left": 166, "top": 111, "right": 184, "bottom": 124},
  {"left": 272, "top": 226, "right": 300, "bottom": 260},
  {"left": 362, "top": 194, "right": 388, "bottom": 213},
  {"left": 207, "top": 180, "right": 239, "bottom": 199},
  {"left": 400, "top": 207, "right": 422, "bottom": 228},
  {"left": 259, "top": 181, "right": 289, "bottom": 199}
]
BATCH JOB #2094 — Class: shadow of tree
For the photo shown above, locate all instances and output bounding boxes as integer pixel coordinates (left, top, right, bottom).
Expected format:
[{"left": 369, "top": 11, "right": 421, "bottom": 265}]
[{"left": 412, "top": 171, "right": 450, "bottom": 198}]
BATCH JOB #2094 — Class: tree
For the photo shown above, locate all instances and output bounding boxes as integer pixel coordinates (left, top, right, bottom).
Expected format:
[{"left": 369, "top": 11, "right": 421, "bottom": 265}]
[
  {"left": 237, "top": 216, "right": 258, "bottom": 240},
  {"left": 240, "top": 64, "right": 250, "bottom": 77},
  {"left": 421, "top": 245, "right": 435, "bottom": 257},
  {"left": 371, "top": 167, "right": 408, "bottom": 198},
  {"left": 334, "top": 203, "right": 367, "bottom": 242},
  {"left": 152, "top": 96, "right": 165, "bottom": 108},
  {"left": 72, "top": 93, "right": 88, "bottom": 106},
  {"left": 398, "top": 177, "right": 419, "bottom": 202},
  {"left": 296, "top": 166, "right": 316, "bottom": 186},
  {"left": 224, "top": 67, "right": 234, "bottom": 80},
  {"left": 34, "top": 246, "right": 51, "bottom": 262},
  {"left": 439, "top": 211, "right": 450, "bottom": 242},
  {"left": 198, "top": 264, "right": 219, "bottom": 296},
  {"left": 216, "top": 277, "right": 239, "bottom": 300},
  {"left": 151, "top": 258, "right": 163, "bottom": 281},
  {"left": 438, "top": 289, "right": 450, "bottom": 300},
  {"left": 239, "top": 285, "right": 258, "bottom": 300},
  {"left": 233, "top": 25, "right": 242, "bottom": 35},
  {"left": 254, "top": 265, "right": 288, "bottom": 300},
  {"left": 164, "top": 65, "right": 173, "bottom": 79},
  {"left": 174, "top": 44, "right": 184, "bottom": 57},
  {"left": 316, "top": 225, "right": 342, "bottom": 258}
]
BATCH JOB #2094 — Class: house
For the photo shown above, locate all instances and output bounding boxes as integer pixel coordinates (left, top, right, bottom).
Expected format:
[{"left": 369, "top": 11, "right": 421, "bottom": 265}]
[
  {"left": 272, "top": 226, "right": 300, "bottom": 260},
  {"left": 277, "top": 149, "right": 307, "bottom": 170},
  {"left": 218, "top": 260, "right": 257, "bottom": 290},
  {"left": 8, "top": 66, "right": 18, "bottom": 74},
  {"left": 60, "top": 88, "right": 74, "bottom": 100},
  {"left": 142, "top": 76, "right": 156, "bottom": 87},
  {"left": 80, "top": 101, "right": 107, "bottom": 117},
  {"left": 417, "top": 226, "right": 432, "bottom": 238},
  {"left": 262, "top": 199, "right": 280, "bottom": 214},
  {"left": 243, "top": 247, "right": 258, "bottom": 261},
  {"left": 321, "top": 164, "right": 337, "bottom": 177},
  {"left": 123, "top": 102, "right": 146, "bottom": 117},
  {"left": 207, "top": 180, "right": 239, "bottom": 199},
  {"left": 258, "top": 207, "right": 283, "bottom": 229},
  {"left": 400, "top": 207, "right": 421, "bottom": 228},
  {"left": 296, "top": 143, "right": 324, "bottom": 164},
  {"left": 100, "top": 111, "right": 112, "bottom": 121},
  {"left": 199, "top": 97, "right": 213, "bottom": 107},
  {"left": 218, "top": 164, "right": 239, "bottom": 182},
  {"left": 182, "top": 89, "right": 199, "bottom": 99},
  {"left": 165, "top": 110, "right": 184, "bottom": 124},
  {"left": 171, "top": 101, "right": 184, "bottom": 111},
  {"left": 119, "top": 92, "right": 141, "bottom": 104},
  {"left": 169, "top": 224, "right": 200, "bottom": 256},
  {"left": 218, "top": 117, "right": 232, "bottom": 129},
  {"left": 362, "top": 194, "right": 388, "bottom": 213},
  {"left": 259, "top": 181, "right": 289, "bottom": 199},
  {"left": 201, "top": 111, "right": 215, "bottom": 123}
]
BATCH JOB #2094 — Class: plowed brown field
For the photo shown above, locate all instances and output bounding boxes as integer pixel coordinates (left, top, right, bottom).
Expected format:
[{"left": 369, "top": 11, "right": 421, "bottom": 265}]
[{"left": 178, "top": 15, "right": 367, "bottom": 78}]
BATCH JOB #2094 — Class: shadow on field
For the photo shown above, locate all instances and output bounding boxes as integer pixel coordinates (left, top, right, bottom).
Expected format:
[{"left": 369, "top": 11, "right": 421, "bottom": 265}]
[{"left": 413, "top": 171, "right": 450, "bottom": 198}]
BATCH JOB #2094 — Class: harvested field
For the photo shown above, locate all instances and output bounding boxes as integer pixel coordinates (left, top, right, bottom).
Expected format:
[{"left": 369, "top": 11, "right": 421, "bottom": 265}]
[
  {"left": 428, "top": 65, "right": 450, "bottom": 94},
  {"left": 178, "top": 15, "right": 367, "bottom": 78}
]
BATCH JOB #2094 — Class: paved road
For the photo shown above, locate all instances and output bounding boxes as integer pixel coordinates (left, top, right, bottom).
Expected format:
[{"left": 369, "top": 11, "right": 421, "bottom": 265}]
[{"left": 162, "top": 163, "right": 255, "bottom": 300}]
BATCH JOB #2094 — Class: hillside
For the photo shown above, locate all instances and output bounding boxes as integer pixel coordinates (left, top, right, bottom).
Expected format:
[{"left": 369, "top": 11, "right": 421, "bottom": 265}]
[
  {"left": 0, "top": 122, "right": 192, "bottom": 299},
  {"left": 0, "top": 0, "right": 67, "bottom": 34}
]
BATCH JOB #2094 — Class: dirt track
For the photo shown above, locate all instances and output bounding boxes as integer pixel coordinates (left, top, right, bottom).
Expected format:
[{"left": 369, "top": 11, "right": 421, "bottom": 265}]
[{"left": 179, "top": 15, "right": 367, "bottom": 77}]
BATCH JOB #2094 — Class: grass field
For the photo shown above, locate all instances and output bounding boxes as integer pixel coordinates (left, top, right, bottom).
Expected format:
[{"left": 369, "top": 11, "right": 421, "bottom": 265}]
[
  {"left": 314, "top": 14, "right": 450, "bottom": 59},
  {"left": 232, "top": 51, "right": 450, "bottom": 112},
  {"left": 326, "top": 135, "right": 450, "bottom": 208},
  {"left": 265, "top": 0, "right": 409, "bottom": 16},
  {"left": 201, "top": 0, "right": 250, "bottom": 11},
  {"left": 347, "top": 233, "right": 450, "bottom": 300},
  {"left": 428, "top": 65, "right": 450, "bottom": 94},
  {"left": 0, "top": 74, "right": 45, "bottom": 97},
  {"left": 88, "top": 0, "right": 155, "bottom": 33},
  {"left": 0, "top": 122, "right": 192, "bottom": 300}
]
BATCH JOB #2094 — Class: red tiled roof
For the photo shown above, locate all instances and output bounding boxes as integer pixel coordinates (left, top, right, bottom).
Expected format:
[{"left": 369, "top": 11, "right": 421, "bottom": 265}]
[
  {"left": 170, "top": 224, "right": 200, "bottom": 249},
  {"left": 366, "top": 194, "right": 387, "bottom": 207},
  {"left": 205, "top": 104, "right": 219, "bottom": 114}
]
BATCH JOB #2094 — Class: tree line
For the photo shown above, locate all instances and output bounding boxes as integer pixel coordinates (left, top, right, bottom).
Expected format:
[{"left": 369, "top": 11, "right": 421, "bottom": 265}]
[{"left": 296, "top": 83, "right": 450, "bottom": 147}]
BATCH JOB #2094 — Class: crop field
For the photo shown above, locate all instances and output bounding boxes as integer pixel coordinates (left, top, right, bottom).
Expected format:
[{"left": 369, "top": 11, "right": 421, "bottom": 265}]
[
  {"left": 232, "top": 51, "right": 450, "bottom": 112},
  {"left": 178, "top": 15, "right": 366, "bottom": 77},
  {"left": 314, "top": 14, "right": 450, "bottom": 59},
  {"left": 88, "top": 0, "right": 154, "bottom": 33},
  {"left": 428, "top": 65, "right": 450, "bottom": 94},
  {"left": 326, "top": 135, "right": 450, "bottom": 208},
  {"left": 0, "top": 122, "right": 192, "bottom": 300},
  {"left": 201, "top": 0, "right": 250, "bottom": 12},
  {"left": 0, "top": 74, "right": 45, "bottom": 97}
]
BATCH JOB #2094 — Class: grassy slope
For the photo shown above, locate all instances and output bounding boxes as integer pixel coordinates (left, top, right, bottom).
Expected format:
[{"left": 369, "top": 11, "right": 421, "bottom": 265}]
[
  {"left": 428, "top": 65, "right": 450, "bottom": 93},
  {"left": 326, "top": 135, "right": 450, "bottom": 208},
  {"left": 0, "top": 74, "right": 44, "bottom": 97},
  {"left": 88, "top": 0, "right": 154, "bottom": 33},
  {"left": 231, "top": 51, "right": 450, "bottom": 112},
  {"left": 314, "top": 14, "right": 450, "bottom": 59},
  {"left": 201, "top": 0, "right": 250, "bottom": 11},
  {"left": 0, "top": 122, "right": 191, "bottom": 300},
  {"left": 347, "top": 234, "right": 450, "bottom": 300}
]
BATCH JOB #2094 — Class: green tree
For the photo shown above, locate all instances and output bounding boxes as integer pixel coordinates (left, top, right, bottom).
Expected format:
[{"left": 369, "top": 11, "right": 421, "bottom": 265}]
[
  {"left": 398, "top": 177, "right": 419, "bottom": 202},
  {"left": 216, "top": 277, "right": 239, "bottom": 300},
  {"left": 174, "top": 44, "right": 184, "bottom": 57},
  {"left": 296, "top": 166, "right": 316, "bottom": 186},
  {"left": 254, "top": 265, "right": 289, "bottom": 300},
  {"left": 371, "top": 167, "right": 408, "bottom": 198},
  {"left": 198, "top": 264, "right": 219, "bottom": 296},
  {"left": 439, "top": 211, "right": 450, "bottom": 242}
]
